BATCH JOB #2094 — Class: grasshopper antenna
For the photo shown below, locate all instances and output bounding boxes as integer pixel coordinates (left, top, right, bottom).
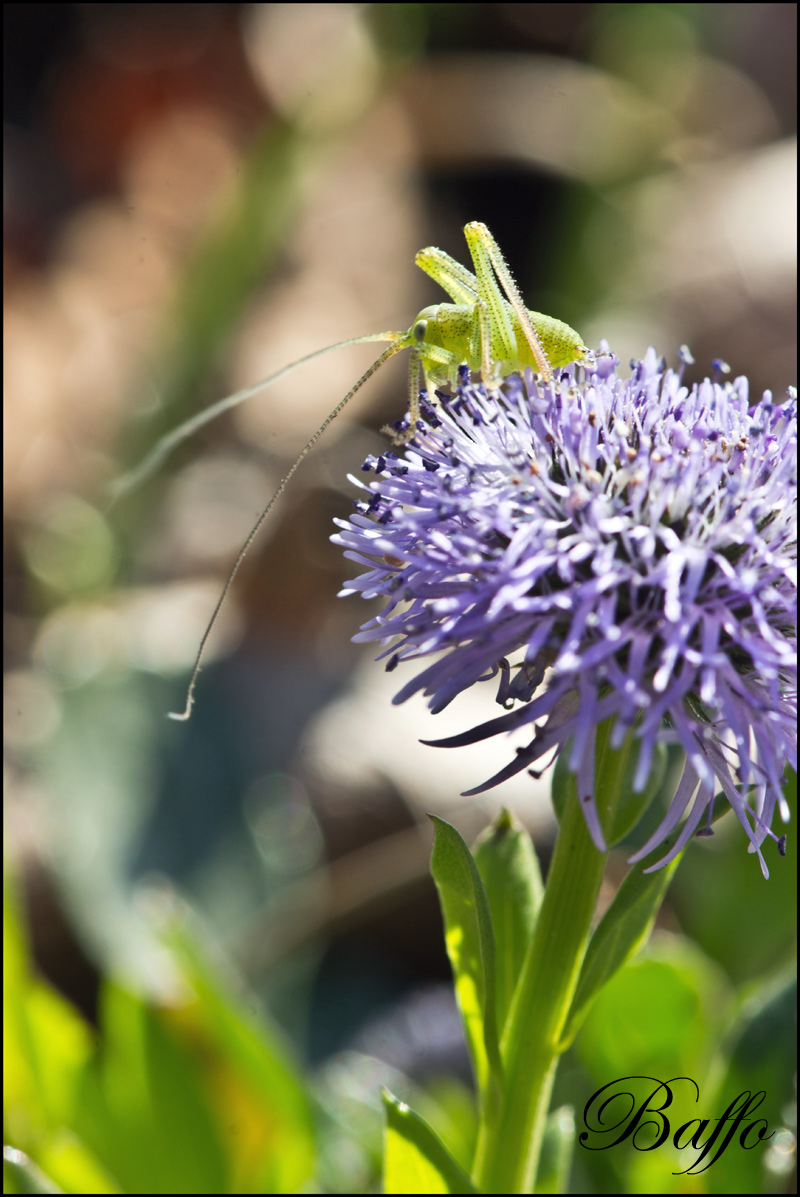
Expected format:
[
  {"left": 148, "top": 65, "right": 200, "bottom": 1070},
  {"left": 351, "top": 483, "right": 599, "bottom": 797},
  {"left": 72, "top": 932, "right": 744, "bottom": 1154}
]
[
  {"left": 111, "top": 332, "right": 404, "bottom": 500},
  {"left": 168, "top": 338, "right": 407, "bottom": 722}
]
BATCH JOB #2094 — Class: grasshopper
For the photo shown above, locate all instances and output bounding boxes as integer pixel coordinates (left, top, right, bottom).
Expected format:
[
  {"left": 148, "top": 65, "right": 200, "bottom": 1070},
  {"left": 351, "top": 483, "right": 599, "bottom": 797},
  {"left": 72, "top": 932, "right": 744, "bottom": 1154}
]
[{"left": 123, "top": 222, "right": 589, "bottom": 719}]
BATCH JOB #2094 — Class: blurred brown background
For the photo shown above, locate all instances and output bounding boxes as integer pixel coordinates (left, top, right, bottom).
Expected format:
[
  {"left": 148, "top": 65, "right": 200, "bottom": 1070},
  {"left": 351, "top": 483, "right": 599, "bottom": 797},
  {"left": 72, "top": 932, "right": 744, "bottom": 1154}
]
[{"left": 4, "top": 3, "right": 796, "bottom": 1060}]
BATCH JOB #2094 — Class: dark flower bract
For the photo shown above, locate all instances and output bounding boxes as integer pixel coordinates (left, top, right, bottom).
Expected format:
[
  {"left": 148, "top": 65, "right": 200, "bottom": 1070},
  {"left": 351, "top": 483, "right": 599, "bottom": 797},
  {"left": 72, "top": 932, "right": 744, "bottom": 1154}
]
[{"left": 333, "top": 350, "right": 796, "bottom": 876}]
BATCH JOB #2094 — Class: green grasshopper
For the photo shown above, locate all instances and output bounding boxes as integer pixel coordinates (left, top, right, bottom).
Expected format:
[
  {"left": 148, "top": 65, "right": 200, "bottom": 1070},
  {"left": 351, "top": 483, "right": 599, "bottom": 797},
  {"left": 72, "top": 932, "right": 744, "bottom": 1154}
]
[{"left": 135, "top": 221, "right": 589, "bottom": 719}]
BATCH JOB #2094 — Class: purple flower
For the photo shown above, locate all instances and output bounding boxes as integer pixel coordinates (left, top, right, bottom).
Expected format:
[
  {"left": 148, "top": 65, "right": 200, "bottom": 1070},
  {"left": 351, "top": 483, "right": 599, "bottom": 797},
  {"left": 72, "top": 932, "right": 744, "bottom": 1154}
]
[{"left": 332, "top": 350, "right": 797, "bottom": 877}]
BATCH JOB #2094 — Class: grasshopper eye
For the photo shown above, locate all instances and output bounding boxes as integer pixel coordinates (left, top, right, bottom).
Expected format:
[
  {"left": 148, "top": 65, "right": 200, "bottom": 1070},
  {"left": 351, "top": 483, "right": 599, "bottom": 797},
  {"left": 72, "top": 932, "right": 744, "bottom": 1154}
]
[{"left": 413, "top": 319, "right": 428, "bottom": 342}]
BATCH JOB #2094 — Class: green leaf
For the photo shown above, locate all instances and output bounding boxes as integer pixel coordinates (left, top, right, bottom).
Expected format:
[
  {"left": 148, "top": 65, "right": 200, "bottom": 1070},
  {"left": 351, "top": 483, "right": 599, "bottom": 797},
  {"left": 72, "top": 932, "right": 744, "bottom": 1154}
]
[
  {"left": 472, "top": 809, "right": 543, "bottom": 1037},
  {"left": 72, "top": 981, "right": 228, "bottom": 1195},
  {"left": 697, "top": 969, "right": 796, "bottom": 1197},
  {"left": 576, "top": 939, "right": 728, "bottom": 1082},
  {"left": 534, "top": 1105, "right": 575, "bottom": 1194},
  {"left": 3, "top": 1147, "right": 63, "bottom": 1194},
  {"left": 382, "top": 1090, "right": 478, "bottom": 1194},
  {"left": 429, "top": 816, "right": 502, "bottom": 1114},
  {"left": 560, "top": 851, "right": 680, "bottom": 1049},
  {"left": 4, "top": 873, "right": 94, "bottom": 1139},
  {"left": 415, "top": 1077, "right": 478, "bottom": 1177},
  {"left": 560, "top": 765, "right": 738, "bottom": 1053},
  {"left": 574, "top": 941, "right": 731, "bottom": 1193},
  {"left": 160, "top": 915, "right": 316, "bottom": 1193},
  {"left": 35, "top": 1137, "right": 120, "bottom": 1196},
  {"left": 65, "top": 912, "right": 315, "bottom": 1195}
]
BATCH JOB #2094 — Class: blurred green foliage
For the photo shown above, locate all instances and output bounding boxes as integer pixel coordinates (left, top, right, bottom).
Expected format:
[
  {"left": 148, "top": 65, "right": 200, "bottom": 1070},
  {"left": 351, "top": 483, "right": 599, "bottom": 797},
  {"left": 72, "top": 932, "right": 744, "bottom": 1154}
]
[
  {"left": 6, "top": 805, "right": 795, "bottom": 1193},
  {"left": 4, "top": 870, "right": 316, "bottom": 1193}
]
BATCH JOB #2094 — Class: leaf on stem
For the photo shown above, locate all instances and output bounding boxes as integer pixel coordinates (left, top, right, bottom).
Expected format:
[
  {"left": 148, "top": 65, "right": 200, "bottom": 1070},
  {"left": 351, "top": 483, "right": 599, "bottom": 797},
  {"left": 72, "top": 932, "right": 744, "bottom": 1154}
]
[
  {"left": 471, "top": 809, "right": 543, "bottom": 1038},
  {"left": 559, "top": 852, "right": 681, "bottom": 1050},
  {"left": 381, "top": 1090, "right": 478, "bottom": 1194},
  {"left": 534, "top": 1105, "right": 575, "bottom": 1194},
  {"left": 429, "top": 815, "right": 503, "bottom": 1115}
]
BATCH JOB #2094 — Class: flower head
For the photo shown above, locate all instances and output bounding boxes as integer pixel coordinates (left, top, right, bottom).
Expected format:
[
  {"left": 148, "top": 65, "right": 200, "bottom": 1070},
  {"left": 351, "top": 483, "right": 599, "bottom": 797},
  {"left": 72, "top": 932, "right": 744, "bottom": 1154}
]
[{"left": 333, "top": 350, "right": 796, "bottom": 877}]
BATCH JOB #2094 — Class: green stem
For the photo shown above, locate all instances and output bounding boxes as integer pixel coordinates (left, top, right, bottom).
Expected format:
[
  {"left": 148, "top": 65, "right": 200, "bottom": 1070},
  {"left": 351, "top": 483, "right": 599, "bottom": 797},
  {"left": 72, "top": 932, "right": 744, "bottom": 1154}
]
[{"left": 475, "top": 717, "right": 632, "bottom": 1193}]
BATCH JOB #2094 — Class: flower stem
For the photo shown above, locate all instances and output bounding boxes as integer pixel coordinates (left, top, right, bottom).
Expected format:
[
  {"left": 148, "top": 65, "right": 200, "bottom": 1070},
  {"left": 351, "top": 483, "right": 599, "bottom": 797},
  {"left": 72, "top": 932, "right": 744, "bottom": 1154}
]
[{"left": 475, "top": 718, "right": 630, "bottom": 1193}]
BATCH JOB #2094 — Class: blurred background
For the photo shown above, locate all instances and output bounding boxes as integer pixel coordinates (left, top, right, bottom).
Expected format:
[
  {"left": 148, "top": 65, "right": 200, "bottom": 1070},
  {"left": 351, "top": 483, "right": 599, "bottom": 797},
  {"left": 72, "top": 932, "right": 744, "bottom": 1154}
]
[{"left": 4, "top": 4, "right": 796, "bottom": 1193}]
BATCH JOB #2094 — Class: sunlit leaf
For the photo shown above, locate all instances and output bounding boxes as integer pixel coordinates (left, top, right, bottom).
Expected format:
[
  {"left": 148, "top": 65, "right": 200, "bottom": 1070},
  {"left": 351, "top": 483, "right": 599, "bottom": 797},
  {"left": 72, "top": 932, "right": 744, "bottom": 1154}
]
[
  {"left": 3, "top": 1147, "right": 63, "bottom": 1195},
  {"left": 472, "top": 809, "right": 543, "bottom": 1037},
  {"left": 429, "top": 816, "right": 502, "bottom": 1115},
  {"left": 382, "top": 1089, "right": 478, "bottom": 1194}
]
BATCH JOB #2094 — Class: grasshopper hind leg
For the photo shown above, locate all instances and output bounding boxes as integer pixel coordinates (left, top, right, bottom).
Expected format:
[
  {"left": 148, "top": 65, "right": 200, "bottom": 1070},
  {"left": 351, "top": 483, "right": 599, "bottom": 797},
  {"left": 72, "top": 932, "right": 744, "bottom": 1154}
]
[{"left": 464, "top": 220, "right": 554, "bottom": 383}]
